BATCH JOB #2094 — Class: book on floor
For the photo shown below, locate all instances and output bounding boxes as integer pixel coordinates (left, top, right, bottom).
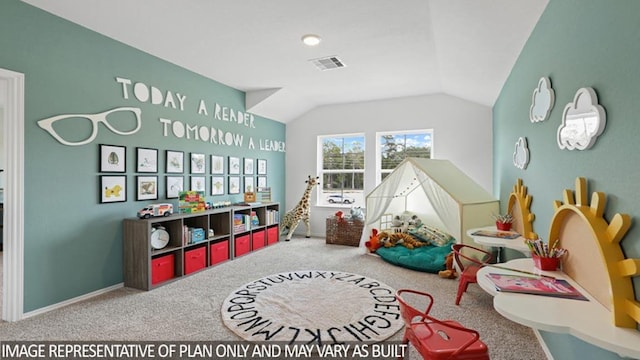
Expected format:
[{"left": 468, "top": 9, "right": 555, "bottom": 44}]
[{"left": 485, "top": 273, "right": 589, "bottom": 301}]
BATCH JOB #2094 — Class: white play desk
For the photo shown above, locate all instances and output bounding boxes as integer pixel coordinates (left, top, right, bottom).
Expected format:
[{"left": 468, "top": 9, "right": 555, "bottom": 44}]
[
  {"left": 477, "top": 258, "right": 640, "bottom": 359},
  {"left": 467, "top": 226, "right": 531, "bottom": 262}
]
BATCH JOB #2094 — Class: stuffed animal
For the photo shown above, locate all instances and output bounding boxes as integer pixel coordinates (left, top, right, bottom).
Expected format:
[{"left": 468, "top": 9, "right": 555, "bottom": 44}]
[
  {"left": 350, "top": 206, "right": 364, "bottom": 221},
  {"left": 365, "top": 228, "right": 382, "bottom": 253},
  {"left": 378, "top": 231, "right": 427, "bottom": 250},
  {"left": 335, "top": 211, "right": 345, "bottom": 223},
  {"left": 408, "top": 215, "right": 423, "bottom": 229},
  {"left": 438, "top": 252, "right": 458, "bottom": 279}
]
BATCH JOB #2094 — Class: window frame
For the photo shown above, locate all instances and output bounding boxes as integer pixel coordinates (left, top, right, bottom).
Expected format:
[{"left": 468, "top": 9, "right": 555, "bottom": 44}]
[{"left": 317, "top": 132, "right": 365, "bottom": 207}]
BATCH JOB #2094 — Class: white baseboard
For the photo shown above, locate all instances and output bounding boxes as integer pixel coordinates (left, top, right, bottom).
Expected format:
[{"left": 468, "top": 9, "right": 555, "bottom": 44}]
[
  {"left": 533, "top": 329, "right": 554, "bottom": 360},
  {"left": 23, "top": 283, "right": 123, "bottom": 319}
]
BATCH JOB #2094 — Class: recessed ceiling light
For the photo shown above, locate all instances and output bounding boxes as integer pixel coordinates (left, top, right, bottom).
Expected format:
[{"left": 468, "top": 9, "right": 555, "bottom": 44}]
[{"left": 301, "top": 34, "right": 322, "bottom": 47}]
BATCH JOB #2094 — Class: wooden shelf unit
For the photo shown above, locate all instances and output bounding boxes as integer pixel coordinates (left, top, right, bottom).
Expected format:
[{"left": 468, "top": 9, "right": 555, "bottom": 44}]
[{"left": 123, "top": 203, "right": 279, "bottom": 290}]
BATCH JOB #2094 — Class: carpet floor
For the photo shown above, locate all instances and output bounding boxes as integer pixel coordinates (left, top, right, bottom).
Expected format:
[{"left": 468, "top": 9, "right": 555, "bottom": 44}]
[{"left": 0, "top": 237, "right": 546, "bottom": 359}]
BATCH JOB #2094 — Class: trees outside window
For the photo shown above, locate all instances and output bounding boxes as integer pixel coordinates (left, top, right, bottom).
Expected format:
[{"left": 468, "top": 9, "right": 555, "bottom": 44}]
[
  {"left": 377, "top": 130, "right": 433, "bottom": 182},
  {"left": 318, "top": 134, "right": 365, "bottom": 206}
]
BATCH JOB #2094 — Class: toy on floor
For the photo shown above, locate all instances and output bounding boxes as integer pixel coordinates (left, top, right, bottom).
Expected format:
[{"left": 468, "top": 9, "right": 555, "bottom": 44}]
[
  {"left": 350, "top": 206, "right": 364, "bottom": 221},
  {"left": 280, "top": 175, "right": 319, "bottom": 241},
  {"left": 378, "top": 231, "right": 427, "bottom": 250},
  {"left": 365, "top": 228, "right": 383, "bottom": 253},
  {"left": 409, "top": 214, "right": 423, "bottom": 229},
  {"left": 438, "top": 252, "right": 458, "bottom": 279}
]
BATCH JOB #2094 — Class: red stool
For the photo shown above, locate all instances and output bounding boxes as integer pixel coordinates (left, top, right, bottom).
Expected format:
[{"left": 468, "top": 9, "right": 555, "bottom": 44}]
[
  {"left": 396, "top": 289, "right": 490, "bottom": 359},
  {"left": 452, "top": 244, "right": 493, "bottom": 305}
]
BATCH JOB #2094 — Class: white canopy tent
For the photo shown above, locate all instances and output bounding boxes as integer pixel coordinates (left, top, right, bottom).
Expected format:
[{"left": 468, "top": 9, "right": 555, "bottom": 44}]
[{"left": 359, "top": 158, "right": 499, "bottom": 247}]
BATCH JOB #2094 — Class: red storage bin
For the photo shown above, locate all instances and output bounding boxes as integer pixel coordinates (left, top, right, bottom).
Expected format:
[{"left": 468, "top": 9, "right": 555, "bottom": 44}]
[
  {"left": 210, "top": 240, "right": 229, "bottom": 265},
  {"left": 235, "top": 234, "right": 251, "bottom": 257},
  {"left": 184, "top": 246, "right": 206, "bottom": 275},
  {"left": 267, "top": 226, "right": 279, "bottom": 245},
  {"left": 151, "top": 253, "right": 175, "bottom": 285},
  {"left": 252, "top": 230, "right": 266, "bottom": 250}
]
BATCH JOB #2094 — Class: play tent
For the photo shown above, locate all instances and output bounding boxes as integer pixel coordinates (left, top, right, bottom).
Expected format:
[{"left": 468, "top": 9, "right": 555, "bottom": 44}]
[{"left": 359, "top": 158, "right": 499, "bottom": 247}]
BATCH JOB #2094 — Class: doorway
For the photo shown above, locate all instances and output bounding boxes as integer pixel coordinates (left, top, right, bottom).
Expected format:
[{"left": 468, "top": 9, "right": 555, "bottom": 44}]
[{"left": 0, "top": 67, "right": 25, "bottom": 322}]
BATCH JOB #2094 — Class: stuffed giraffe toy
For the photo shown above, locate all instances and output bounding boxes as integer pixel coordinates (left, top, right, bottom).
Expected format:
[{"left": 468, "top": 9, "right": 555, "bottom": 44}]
[{"left": 280, "top": 175, "right": 319, "bottom": 241}]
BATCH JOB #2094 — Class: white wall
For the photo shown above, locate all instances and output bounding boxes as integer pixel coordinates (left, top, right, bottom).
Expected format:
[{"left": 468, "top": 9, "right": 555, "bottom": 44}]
[{"left": 285, "top": 93, "right": 494, "bottom": 237}]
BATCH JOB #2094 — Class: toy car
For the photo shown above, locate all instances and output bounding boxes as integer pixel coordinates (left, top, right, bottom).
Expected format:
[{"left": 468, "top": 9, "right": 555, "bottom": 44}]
[
  {"left": 327, "top": 194, "right": 355, "bottom": 204},
  {"left": 137, "top": 203, "right": 174, "bottom": 219}
]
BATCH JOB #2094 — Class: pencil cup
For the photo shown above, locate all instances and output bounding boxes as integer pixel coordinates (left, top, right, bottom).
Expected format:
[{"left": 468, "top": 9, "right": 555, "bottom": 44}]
[
  {"left": 532, "top": 255, "right": 560, "bottom": 271},
  {"left": 496, "top": 221, "right": 512, "bottom": 231}
]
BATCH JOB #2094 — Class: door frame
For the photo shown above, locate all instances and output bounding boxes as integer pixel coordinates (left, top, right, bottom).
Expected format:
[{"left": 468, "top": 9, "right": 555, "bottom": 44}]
[{"left": 1, "top": 67, "right": 25, "bottom": 322}]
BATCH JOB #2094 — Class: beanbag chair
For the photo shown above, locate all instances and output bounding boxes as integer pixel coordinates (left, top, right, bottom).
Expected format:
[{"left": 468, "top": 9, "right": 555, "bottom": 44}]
[{"left": 376, "top": 243, "right": 453, "bottom": 273}]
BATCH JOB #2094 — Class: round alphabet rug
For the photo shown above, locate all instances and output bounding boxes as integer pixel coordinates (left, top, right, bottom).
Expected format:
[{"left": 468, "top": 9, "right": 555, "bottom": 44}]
[{"left": 221, "top": 270, "right": 404, "bottom": 343}]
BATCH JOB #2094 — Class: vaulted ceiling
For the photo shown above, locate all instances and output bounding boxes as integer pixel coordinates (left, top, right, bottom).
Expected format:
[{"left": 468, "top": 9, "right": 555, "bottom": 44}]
[{"left": 22, "top": 0, "right": 549, "bottom": 123}]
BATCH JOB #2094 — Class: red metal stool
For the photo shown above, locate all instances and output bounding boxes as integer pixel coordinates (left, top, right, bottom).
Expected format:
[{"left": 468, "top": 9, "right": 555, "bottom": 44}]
[
  {"left": 452, "top": 244, "right": 493, "bottom": 305},
  {"left": 396, "top": 289, "right": 490, "bottom": 360}
]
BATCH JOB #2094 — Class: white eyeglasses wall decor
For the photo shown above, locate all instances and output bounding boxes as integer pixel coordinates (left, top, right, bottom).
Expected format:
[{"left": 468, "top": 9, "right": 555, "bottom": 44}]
[
  {"left": 557, "top": 87, "right": 606, "bottom": 150},
  {"left": 38, "top": 107, "right": 142, "bottom": 146},
  {"left": 530, "top": 77, "right": 555, "bottom": 123},
  {"left": 513, "top": 137, "right": 530, "bottom": 170}
]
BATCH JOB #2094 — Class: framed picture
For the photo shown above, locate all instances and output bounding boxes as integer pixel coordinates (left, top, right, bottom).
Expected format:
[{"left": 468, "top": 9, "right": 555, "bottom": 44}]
[
  {"left": 211, "top": 155, "right": 225, "bottom": 174},
  {"left": 136, "top": 175, "right": 158, "bottom": 201},
  {"left": 229, "top": 156, "right": 241, "bottom": 175},
  {"left": 191, "top": 176, "right": 206, "bottom": 192},
  {"left": 228, "top": 176, "right": 241, "bottom": 194},
  {"left": 166, "top": 176, "right": 184, "bottom": 199},
  {"left": 100, "top": 175, "right": 126, "bottom": 203},
  {"left": 166, "top": 150, "right": 184, "bottom": 173},
  {"left": 257, "top": 176, "right": 267, "bottom": 189},
  {"left": 257, "top": 159, "right": 267, "bottom": 175},
  {"left": 211, "top": 176, "right": 225, "bottom": 195},
  {"left": 99, "top": 144, "right": 126, "bottom": 173},
  {"left": 244, "top": 158, "right": 254, "bottom": 175},
  {"left": 244, "top": 176, "right": 254, "bottom": 193},
  {"left": 191, "top": 153, "right": 206, "bottom": 174},
  {"left": 136, "top": 147, "right": 158, "bottom": 173}
]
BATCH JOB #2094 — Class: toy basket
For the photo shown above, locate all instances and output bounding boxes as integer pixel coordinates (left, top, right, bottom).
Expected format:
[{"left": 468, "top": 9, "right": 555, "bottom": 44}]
[{"left": 326, "top": 217, "right": 364, "bottom": 247}]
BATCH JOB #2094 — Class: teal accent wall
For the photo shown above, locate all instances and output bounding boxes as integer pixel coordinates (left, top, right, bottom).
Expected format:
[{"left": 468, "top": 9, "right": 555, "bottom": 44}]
[
  {"left": 0, "top": 0, "right": 285, "bottom": 312},
  {"left": 494, "top": 0, "right": 639, "bottom": 359}
]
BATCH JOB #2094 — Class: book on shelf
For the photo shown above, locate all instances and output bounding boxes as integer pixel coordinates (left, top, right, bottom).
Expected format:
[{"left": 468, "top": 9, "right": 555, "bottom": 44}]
[
  {"left": 266, "top": 209, "right": 279, "bottom": 225},
  {"left": 485, "top": 273, "right": 588, "bottom": 301},
  {"left": 471, "top": 229, "right": 521, "bottom": 239},
  {"left": 250, "top": 211, "right": 259, "bottom": 226}
]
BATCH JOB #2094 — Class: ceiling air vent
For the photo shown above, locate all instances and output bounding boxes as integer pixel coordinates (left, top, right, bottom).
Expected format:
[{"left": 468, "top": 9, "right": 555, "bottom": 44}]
[{"left": 309, "top": 56, "right": 346, "bottom": 71}]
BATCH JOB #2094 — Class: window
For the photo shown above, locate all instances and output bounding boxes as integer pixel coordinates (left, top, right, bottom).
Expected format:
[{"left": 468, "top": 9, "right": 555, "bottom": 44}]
[
  {"left": 377, "top": 130, "right": 433, "bottom": 183},
  {"left": 318, "top": 134, "right": 365, "bottom": 207}
]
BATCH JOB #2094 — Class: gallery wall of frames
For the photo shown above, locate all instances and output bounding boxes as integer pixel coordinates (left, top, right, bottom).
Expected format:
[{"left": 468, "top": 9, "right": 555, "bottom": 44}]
[{"left": 98, "top": 144, "right": 269, "bottom": 203}]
